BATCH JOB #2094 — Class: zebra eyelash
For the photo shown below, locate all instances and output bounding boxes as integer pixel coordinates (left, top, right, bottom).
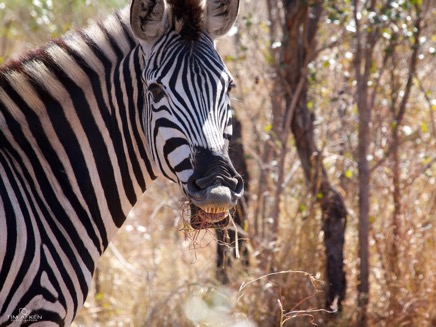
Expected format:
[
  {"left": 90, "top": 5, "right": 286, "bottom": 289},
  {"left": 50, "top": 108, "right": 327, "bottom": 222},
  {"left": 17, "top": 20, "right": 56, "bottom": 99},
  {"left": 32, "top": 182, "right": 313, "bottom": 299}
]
[{"left": 228, "top": 81, "right": 236, "bottom": 93}]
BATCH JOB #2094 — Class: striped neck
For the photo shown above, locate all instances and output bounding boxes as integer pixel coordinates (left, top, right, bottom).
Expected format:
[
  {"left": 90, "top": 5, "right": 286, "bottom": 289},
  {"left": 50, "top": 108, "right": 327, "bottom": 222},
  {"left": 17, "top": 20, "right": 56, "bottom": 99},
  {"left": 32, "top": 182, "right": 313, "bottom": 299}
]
[
  {"left": 0, "top": 7, "right": 158, "bottom": 255},
  {"left": 0, "top": 7, "right": 161, "bottom": 325}
]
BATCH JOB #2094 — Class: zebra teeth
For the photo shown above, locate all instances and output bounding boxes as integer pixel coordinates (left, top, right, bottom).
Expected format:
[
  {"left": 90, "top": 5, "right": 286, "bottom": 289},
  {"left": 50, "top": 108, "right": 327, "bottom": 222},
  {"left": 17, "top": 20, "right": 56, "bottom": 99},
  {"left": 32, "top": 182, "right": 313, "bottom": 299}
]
[
  {"left": 189, "top": 204, "right": 231, "bottom": 230},
  {"left": 204, "top": 211, "right": 227, "bottom": 222},
  {"left": 198, "top": 208, "right": 227, "bottom": 223},
  {"left": 203, "top": 207, "right": 226, "bottom": 215}
]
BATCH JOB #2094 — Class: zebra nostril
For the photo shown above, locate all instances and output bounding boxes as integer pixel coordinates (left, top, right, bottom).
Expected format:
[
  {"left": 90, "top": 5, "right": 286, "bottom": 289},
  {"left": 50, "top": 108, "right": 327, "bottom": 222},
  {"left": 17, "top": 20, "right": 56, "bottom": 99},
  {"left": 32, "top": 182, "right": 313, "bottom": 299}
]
[
  {"left": 224, "top": 177, "right": 238, "bottom": 190},
  {"left": 187, "top": 148, "right": 244, "bottom": 195},
  {"left": 190, "top": 174, "right": 243, "bottom": 194},
  {"left": 187, "top": 175, "right": 201, "bottom": 193},
  {"left": 194, "top": 174, "right": 217, "bottom": 190},
  {"left": 234, "top": 174, "right": 244, "bottom": 194}
]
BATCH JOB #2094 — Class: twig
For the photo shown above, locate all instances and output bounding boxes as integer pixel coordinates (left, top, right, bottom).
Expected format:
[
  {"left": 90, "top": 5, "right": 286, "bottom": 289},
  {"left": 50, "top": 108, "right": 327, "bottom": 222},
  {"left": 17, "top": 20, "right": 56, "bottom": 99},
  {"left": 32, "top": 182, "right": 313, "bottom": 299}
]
[
  {"left": 239, "top": 269, "right": 317, "bottom": 293},
  {"left": 231, "top": 217, "right": 240, "bottom": 259}
]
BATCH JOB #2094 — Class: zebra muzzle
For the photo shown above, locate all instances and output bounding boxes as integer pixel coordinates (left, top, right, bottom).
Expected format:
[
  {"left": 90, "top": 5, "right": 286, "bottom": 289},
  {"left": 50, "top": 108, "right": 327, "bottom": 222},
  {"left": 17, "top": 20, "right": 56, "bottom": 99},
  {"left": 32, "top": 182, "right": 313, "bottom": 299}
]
[{"left": 186, "top": 148, "right": 244, "bottom": 229}]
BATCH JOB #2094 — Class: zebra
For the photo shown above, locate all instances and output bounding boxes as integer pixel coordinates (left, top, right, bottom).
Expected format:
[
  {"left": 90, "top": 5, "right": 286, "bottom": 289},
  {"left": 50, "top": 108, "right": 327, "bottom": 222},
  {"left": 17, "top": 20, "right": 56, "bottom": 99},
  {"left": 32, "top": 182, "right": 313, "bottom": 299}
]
[{"left": 0, "top": 0, "right": 243, "bottom": 325}]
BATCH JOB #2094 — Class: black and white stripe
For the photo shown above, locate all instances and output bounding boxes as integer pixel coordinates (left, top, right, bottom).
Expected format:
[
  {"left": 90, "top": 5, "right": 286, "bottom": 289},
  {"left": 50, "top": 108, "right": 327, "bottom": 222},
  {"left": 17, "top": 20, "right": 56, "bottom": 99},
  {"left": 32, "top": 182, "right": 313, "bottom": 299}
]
[
  {"left": 142, "top": 31, "right": 234, "bottom": 185},
  {"left": 0, "top": 8, "right": 153, "bottom": 325}
]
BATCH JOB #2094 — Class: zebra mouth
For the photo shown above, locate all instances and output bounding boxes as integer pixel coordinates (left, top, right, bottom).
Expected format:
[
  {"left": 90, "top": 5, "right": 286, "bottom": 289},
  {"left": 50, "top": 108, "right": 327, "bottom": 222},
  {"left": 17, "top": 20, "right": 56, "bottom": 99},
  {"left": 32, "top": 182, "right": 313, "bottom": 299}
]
[{"left": 189, "top": 204, "right": 230, "bottom": 230}]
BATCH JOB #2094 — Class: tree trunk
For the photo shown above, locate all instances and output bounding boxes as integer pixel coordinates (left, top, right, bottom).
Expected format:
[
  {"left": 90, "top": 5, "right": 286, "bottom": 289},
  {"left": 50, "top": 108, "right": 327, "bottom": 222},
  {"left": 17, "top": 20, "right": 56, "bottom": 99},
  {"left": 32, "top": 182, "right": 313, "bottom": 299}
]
[
  {"left": 216, "top": 116, "right": 250, "bottom": 283},
  {"left": 276, "top": 0, "right": 348, "bottom": 311},
  {"left": 352, "top": 0, "right": 376, "bottom": 322},
  {"left": 356, "top": 89, "right": 370, "bottom": 326},
  {"left": 291, "top": 105, "right": 347, "bottom": 310}
]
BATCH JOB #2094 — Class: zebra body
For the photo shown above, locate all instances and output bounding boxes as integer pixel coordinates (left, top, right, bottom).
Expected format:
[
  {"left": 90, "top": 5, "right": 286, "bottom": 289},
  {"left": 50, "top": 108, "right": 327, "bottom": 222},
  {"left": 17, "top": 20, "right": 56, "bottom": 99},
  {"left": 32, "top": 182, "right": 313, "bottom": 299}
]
[{"left": 0, "top": 0, "right": 242, "bottom": 325}]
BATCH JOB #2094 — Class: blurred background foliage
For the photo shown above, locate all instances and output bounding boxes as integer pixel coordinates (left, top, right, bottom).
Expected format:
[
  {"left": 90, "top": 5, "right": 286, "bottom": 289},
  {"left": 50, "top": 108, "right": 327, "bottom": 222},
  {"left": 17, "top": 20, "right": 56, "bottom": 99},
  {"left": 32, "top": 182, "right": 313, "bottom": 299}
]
[
  {"left": 0, "top": 0, "right": 124, "bottom": 61},
  {"left": 1, "top": 0, "right": 435, "bottom": 326}
]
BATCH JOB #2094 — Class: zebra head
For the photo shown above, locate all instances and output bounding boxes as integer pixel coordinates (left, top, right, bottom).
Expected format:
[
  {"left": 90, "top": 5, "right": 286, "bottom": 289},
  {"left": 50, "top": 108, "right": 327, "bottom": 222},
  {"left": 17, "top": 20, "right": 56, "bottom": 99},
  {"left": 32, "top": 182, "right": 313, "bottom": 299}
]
[{"left": 130, "top": 0, "right": 243, "bottom": 227}]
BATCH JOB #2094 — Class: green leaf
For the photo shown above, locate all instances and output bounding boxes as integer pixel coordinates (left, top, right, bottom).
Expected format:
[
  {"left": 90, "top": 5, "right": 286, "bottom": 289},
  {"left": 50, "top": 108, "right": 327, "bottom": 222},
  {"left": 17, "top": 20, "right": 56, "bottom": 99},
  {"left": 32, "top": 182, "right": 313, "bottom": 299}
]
[
  {"left": 411, "top": 0, "right": 422, "bottom": 7},
  {"left": 327, "top": 12, "right": 340, "bottom": 23},
  {"left": 307, "top": 101, "right": 314, "bottom": 109},
  {"left": 421, "top": 122, "right": 428, "bottom": 133},
  {"left": 422, "top": 156, "right": 433, "bottom": 165},
  {"left": 224, "top": 55, "right": 235, "bottom": 62},
  {"left": 370, "top": 61, "right": 377, "bottom": 74}
]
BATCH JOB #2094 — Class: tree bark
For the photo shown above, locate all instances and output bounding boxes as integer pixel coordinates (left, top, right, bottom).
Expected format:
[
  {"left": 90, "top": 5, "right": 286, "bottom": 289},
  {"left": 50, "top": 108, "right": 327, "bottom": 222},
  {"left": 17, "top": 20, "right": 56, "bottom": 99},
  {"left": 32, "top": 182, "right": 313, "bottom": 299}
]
[
  {"left": 216, "top": 116, "right": 250, "bottom": 283},
  {"left": 356, "top": 84, "right": 370, "bottom": 326},
  {"left": 276, "top": 0, "right": 348, "bottom": 311},
  {"left": 352, "top": 0, "right": 374, "bottom": 322},
  {"left": 291, "top": 104, "right": 347, "bottom": 310}
]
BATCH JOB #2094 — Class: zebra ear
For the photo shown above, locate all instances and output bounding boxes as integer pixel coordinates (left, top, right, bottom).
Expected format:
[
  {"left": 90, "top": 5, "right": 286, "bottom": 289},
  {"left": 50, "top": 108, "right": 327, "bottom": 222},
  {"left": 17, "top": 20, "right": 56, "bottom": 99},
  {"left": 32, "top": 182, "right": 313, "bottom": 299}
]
[
  {"left": 205, "top": 0, "right": 240, "bottom": 39},
  {"left": 130, "top": 0, "right": 169, "bottom": 43}
]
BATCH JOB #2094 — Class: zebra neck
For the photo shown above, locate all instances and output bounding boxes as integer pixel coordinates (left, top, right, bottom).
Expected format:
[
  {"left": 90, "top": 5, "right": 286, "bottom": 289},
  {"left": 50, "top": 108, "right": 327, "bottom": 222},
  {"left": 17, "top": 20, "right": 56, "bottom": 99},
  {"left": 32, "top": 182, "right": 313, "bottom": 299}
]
[
  {"left": 0, "top": 7, "right": 156, "bottom": 250},
  {"left": 0, "top": 8, "right": 161, "bottom": 325}
]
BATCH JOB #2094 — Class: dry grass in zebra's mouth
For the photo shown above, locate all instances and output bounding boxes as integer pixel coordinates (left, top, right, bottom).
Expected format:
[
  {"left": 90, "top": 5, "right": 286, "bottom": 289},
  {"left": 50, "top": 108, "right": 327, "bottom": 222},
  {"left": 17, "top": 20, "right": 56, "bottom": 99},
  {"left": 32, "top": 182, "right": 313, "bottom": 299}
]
[
  {"left": 188, "top": 203, "right": 232, "bottom": 230},
  {"left": 180, "top": 202, "right": 241, "bottom": 260}
]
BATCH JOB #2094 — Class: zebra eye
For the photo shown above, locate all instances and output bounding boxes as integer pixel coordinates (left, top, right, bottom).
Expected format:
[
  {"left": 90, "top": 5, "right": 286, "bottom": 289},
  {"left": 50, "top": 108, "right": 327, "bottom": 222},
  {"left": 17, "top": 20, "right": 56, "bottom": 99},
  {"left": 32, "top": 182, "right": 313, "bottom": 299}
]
[
  {"left": 228, "top": 81, "right": 236, "bottom": 94},
  {"left": 148, "top": 83, "right": 165, "bottom": 102}
]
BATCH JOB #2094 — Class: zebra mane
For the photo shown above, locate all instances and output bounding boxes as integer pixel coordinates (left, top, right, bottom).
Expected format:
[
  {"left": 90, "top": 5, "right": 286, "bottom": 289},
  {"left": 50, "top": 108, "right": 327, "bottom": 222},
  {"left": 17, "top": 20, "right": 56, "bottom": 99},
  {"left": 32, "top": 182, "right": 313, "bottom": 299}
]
[
  {"left": 168, "top": 0, "right": 205, "bottom": 41},
  {"left": 0, "top": 46, "right": 45, "bottom": 77}
]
